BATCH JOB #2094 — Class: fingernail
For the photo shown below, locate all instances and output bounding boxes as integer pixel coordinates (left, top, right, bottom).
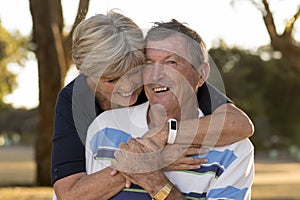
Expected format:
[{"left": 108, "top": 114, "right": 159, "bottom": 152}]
[
  {"left": 110, "top": 170, "right": 117, "bottom": 176},
  {"left": 202, "top": 148, "right": 210, "bottom": 153}
]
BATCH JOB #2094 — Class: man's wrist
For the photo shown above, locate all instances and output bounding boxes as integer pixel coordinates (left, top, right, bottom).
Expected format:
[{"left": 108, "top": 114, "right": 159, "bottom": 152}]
[
  {"left": 152, "top": 182, "right": 173, "bottom": 200},
  {"left": 167, "top": 119, "right": 177, "bottom": 144},
  {"left": 156, "top": 123, "right": 169, "bottom": 145}
]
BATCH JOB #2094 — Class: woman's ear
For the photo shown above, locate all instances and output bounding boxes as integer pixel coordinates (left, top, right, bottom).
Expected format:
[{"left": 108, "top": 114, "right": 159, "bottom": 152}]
[{"left": 197, "top": 62, "right": 210, "bottom": 87}]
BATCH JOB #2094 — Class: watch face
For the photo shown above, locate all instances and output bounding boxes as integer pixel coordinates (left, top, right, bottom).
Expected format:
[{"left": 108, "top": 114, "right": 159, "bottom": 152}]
[{"left": 170, "top": 120, "right": 177, "bottom": 130}]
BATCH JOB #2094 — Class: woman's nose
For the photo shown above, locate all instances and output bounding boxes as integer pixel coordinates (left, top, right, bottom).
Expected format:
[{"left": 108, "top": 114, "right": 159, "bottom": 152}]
[{"left": 117, "top": 73, "right": 140, "bottom": 92}]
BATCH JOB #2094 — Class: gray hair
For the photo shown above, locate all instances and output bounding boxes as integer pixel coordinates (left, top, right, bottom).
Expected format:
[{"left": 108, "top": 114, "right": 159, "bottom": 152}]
[
  {"left": 145, "top": 19, "right": 208, "bottom": 69},
  {"left": 72, "top": 10, "right": 145, "bottom": 77}
]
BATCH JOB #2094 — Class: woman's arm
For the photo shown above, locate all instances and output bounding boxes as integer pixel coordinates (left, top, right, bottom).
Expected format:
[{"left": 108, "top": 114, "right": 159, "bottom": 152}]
[
  {"left": 53, "top": 168, "right": 125, "bottom": 200},
  {"left": 139, "top": 103, "right": 254, "bottom": 149},
  {"left": 177, "top": 103, "right": 254, "bottom": 146}
]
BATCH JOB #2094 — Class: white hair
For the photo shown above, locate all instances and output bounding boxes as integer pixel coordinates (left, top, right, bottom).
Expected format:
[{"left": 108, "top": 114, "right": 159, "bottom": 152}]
[{"left": 72, "top": 10, "right": 145, "bottom": 77}]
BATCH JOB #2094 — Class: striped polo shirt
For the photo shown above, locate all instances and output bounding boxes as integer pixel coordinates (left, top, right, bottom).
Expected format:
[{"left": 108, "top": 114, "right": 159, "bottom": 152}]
[{"left": 86, "top": 102, "right": 254, "bottom": 200}]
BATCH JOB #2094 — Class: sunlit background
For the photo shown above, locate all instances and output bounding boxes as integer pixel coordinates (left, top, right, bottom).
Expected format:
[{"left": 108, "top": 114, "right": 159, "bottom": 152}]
[
  {"left": 0, "top": 0, "right": 300, "bottom": 199},
  {"left": 3, "top": 0, "right": 299, "bottom": 109}
]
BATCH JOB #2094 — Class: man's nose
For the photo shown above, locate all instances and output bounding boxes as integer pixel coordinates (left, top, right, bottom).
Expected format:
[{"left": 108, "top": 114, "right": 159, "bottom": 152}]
[{"left": 150, "top": 64, "right": 165, "bottom": 81}]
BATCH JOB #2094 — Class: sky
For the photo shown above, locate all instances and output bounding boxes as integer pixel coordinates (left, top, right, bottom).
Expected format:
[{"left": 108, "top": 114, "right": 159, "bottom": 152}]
[{"left": 0, "top": 0, "right": 299, "bottom": 109}]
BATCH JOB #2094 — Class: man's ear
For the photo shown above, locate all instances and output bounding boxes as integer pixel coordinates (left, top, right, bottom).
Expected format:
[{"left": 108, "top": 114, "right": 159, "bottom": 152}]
[{"left": 197, "top": 62, "right": 210, "bottom": 87}]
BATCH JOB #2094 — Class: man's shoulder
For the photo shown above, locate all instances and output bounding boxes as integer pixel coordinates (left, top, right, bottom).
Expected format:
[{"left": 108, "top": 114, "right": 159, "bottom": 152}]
[
  {"left": 210, "top": 138, "right": 254, "bottom": 159},
  {"left": 87, "top": 102, "right": 149, "bottom": 137},
  {"left": 232, "top": 138, "right": 254, "bottom": 151},
  {"left": 222, "top": 138, "right": 254, "bottom": 158}
]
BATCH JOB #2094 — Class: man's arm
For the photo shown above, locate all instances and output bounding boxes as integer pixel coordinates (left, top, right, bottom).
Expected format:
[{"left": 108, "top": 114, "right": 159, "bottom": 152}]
[
  {"left": 53, "top": 168, "right": 125, "bottom": 200},
  {"left": 112, "top": 138, "right": 187, "bottom": 199},
  {"left": 120, "top": 169, "right": 186, "bottom": 200}
]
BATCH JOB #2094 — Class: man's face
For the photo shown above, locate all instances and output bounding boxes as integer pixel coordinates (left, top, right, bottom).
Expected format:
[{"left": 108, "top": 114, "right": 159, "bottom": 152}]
[{"left": 143, "top": 36, "right": 201, "bottom": 118}]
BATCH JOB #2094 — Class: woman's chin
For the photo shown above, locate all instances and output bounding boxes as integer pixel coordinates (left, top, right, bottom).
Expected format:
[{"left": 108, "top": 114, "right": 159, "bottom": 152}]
[
  {"left": 111, "top": 97, "right": 136, "bottom": 108},
  {"left": 112, "top": 89, "right": 142, "bottom": 108}
]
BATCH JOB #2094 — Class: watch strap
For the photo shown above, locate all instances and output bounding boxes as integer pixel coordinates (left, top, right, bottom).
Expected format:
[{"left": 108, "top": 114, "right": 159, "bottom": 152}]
[
  {"left": 167, "top": 119, "right": 177, "bottom": 144},
  {"left": 152, "top": 182, "right": 173, "bottom": 200}
]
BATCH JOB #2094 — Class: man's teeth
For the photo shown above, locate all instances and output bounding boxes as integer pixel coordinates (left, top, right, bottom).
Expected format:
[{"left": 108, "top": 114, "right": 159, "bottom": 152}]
[{"left": 153, "top": 87, "right": 168, "bottom": 93}]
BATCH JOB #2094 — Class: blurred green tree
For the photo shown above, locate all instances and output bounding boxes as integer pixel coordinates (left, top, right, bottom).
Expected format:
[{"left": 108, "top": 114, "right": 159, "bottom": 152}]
[
  {"left": 0, "top": 22, "right": 28, "bottom": 108},
  {"left": 232, "top": 0, "right": 300, "bottom": 73},
  {"left": 258, "top": 0, "right": 300, "bottom": 73},
  {"left": 209, "top": 44, "right": 300, "bottom": 151}
]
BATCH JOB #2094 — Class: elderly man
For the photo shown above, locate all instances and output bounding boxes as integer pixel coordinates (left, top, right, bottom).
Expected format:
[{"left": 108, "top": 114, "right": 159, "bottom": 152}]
[{"left": 86, "top": 19, "right": 254, "bottom": 200}]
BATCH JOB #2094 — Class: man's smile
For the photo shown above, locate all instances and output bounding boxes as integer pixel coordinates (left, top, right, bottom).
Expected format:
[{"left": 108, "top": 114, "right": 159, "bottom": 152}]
[{"left": 153, "top": 86, "right": 169, "bottom": 93}]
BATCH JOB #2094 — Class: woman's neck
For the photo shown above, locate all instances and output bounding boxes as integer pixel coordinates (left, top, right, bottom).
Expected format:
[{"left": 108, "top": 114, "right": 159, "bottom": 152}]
[{"left": 86, "top": 76, "right": 113, "bottom": 111}]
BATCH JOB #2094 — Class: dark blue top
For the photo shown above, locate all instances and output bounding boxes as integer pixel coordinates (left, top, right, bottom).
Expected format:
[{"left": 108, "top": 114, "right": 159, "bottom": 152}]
[{"left": 51, "top": 74, "right": 231, "bottom": 184}]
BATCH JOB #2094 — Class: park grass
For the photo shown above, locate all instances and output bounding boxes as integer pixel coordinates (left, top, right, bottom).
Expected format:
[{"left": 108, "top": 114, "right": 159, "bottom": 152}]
[
  {"left": 0, "top": 146, "right": 300, "bottom": 200},
  {"left": 0, "top": 187, "right": 53, "bottom": 200},
  {"left": 252, "top": 161, "right": 300, "bottom": 199}
]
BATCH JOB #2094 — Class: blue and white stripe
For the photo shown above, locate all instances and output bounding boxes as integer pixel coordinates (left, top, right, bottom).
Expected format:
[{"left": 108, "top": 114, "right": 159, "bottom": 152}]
[{"left": 86, "top": 102, "right": 254, "bottom": 200}]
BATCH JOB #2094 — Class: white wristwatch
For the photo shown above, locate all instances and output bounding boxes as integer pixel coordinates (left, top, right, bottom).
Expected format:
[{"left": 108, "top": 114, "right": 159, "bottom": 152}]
[{"left": 167, "top": 118, "right": 177, "bottom": 144}]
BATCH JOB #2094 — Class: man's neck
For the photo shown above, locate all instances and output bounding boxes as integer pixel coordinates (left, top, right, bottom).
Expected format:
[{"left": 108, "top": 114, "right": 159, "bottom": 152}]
[{"left": 146, "top": 103, "right": 199, "bottom": 129}]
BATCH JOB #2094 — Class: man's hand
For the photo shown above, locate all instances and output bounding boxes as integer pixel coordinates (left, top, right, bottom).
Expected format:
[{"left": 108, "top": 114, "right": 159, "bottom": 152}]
[
  {"left": 111, "top": 138, "right": 164, "bottom": 192},
  {"left": 161, "top": 144, "right": 209, "bottom": 171},
  {"left": 111, "top": 138, "right": 209, "bottom": 180},
  {"left": 135, "top": 137, "right": 209, "bottom": 170},
  {"left": 110, "top": 140, "right": 208, "bottom": 189},
  {"left": 112, "top": 138, "right": 159, "bottom": 174},
  {"left": 139, "top": 124, "right": 169, "bottom": 149}
]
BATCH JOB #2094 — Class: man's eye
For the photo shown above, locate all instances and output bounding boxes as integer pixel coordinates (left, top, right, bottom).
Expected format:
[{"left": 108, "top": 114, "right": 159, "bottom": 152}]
[{"left": 167, "top": 60, "right": 176, "bottom": 65}]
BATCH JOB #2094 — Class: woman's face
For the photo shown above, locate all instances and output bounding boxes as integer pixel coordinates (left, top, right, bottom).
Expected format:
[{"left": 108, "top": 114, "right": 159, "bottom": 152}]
[{"left": 89, "top": 67, "right": 143, "bottom": 110}]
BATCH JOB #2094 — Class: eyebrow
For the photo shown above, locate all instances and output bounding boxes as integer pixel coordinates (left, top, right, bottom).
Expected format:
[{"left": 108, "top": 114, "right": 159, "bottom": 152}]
[{"left": 146, "top": 49, "right": 180, "bottom": 58}]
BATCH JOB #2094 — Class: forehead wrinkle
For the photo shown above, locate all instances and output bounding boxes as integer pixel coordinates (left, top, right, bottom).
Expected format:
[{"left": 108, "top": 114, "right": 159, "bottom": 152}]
[
  {"left": 146, "top": 37, "right": 190, "bottom": 63},
  {"left": 146, "top": 48, "right": 179, "bottom": 59}
]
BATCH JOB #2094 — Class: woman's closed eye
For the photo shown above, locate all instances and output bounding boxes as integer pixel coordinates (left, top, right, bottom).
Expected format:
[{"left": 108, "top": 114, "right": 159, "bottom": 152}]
[{"left": 107, "top": 78, "right": 120, "bottom": 83}]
